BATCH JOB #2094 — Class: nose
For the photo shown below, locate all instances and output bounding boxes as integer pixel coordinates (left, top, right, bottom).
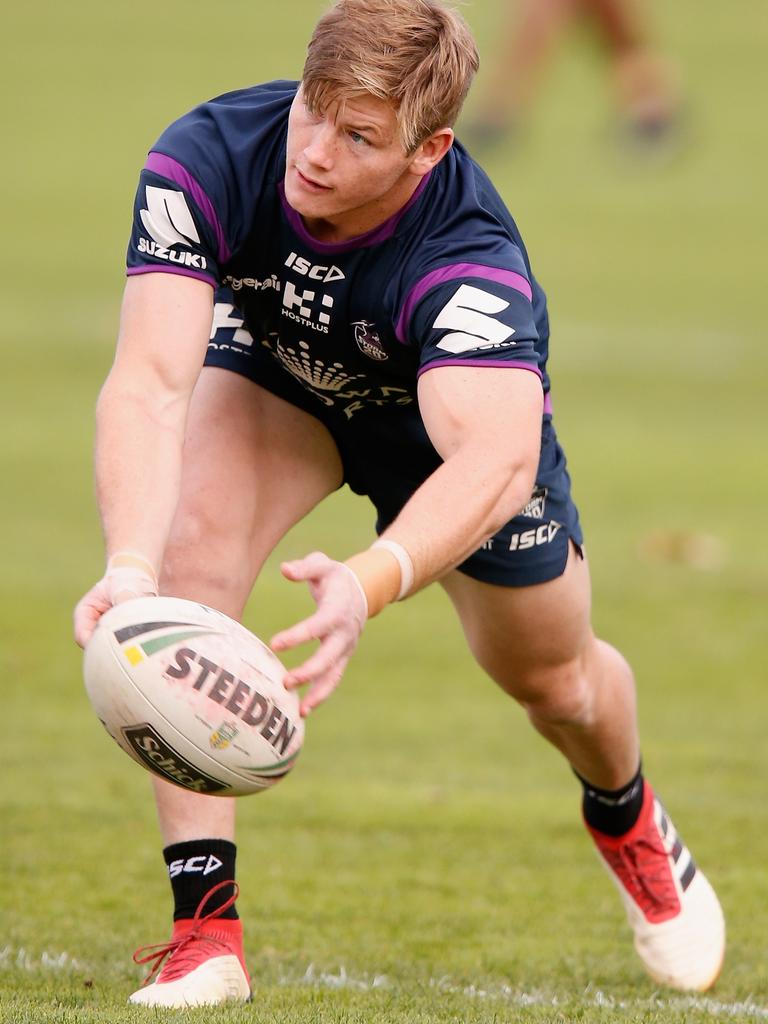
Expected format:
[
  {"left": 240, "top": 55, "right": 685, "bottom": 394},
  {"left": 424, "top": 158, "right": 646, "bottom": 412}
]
[{"left": 303, "top": 123, "right": 335, "bottom": 170}]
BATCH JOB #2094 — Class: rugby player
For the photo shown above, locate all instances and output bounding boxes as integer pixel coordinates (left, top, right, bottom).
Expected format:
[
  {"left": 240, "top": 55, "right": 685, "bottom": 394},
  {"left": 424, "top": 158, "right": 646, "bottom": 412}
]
[{"left": 74, "top": 0, "right": 723, "bottom": 1007}]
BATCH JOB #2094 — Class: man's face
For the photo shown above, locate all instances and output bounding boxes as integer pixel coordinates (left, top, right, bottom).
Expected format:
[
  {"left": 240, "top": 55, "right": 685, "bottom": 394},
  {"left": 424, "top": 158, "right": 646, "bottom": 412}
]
[{"left": 284, "top": 88, "right": 418, "bottom": 236}]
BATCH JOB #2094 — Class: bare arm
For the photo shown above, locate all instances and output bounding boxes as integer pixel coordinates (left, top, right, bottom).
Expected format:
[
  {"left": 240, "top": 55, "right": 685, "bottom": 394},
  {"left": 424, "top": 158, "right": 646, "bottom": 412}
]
[
  {"left": 74, "top": 272, "right": 213, "bottom": 645},
  {"left": 96, "top": 273, "right": 213, "bottom": 563},
  {"left": 274, "top": 365, "right": 543, "bottom": 711},
  {"left": 381, "top": 363, "right": 543, "bottom": 588}
]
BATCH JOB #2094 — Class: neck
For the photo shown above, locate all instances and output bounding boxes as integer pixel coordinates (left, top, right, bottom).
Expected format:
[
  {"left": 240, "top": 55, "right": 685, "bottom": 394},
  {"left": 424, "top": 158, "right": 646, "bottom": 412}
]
[{"left": 301, "top": 172, "right": 425, "bottom": 244}]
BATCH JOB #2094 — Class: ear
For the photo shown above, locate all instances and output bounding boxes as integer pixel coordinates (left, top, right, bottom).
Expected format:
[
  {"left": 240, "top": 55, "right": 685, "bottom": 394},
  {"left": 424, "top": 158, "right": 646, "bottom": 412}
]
[{"left": 408, "top": 128, "right": 454, "bottom": 175}]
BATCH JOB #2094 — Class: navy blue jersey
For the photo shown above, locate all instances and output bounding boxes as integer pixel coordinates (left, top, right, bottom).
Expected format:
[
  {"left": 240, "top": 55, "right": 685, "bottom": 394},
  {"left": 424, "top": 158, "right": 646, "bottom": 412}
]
[
  {"left": 126, "top": 81, "right": 554, "bottom": 427},
  {"left": 125, "top": 80, "right": 584, "bottom": 587}
]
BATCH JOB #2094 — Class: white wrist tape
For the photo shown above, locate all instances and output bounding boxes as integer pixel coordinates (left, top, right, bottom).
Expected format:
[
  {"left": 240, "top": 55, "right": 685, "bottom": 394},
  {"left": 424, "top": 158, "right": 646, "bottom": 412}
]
[
  {"left": 106, "top": 550, "right": 159, "bottom": 597},
  {"left": 371, "top": 539, "right": 414, "bottom": 601},
  {"left": 339, "top": 563, "right": 370, "bottom": 622}
]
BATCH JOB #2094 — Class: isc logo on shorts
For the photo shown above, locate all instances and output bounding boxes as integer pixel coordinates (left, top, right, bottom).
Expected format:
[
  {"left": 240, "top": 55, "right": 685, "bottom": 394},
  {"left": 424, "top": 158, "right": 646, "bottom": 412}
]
[{"left": 508, "top": 521, "right": 562, "bottom": 551}]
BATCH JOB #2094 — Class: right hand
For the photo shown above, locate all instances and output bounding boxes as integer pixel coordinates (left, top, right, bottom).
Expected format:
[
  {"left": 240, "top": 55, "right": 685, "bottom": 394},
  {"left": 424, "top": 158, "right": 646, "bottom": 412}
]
[
  {"left": 270, "top": 551, "right": 369, "bottom": 717},
  {"left": 74, "top": 552, "right": 158, "bottom": 649}
]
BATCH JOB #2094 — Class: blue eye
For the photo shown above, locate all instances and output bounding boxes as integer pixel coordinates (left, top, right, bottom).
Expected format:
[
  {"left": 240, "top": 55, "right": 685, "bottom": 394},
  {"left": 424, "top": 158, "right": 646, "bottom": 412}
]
[{"left": 349, "top": 131, "right": 369, "bottom": 145}]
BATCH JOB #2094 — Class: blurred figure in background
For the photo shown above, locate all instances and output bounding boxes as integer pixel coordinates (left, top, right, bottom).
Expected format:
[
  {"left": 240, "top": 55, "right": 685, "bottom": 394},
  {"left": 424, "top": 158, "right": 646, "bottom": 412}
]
[{"left": 464, "top": 0, "right": 681, "bottom": 152}]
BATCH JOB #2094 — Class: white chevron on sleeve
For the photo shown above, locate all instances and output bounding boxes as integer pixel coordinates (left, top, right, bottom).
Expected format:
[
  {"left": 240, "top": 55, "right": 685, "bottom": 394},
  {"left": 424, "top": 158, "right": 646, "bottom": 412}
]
[{"left": 140, "top": 186, "right": 201, "bottom": 248}]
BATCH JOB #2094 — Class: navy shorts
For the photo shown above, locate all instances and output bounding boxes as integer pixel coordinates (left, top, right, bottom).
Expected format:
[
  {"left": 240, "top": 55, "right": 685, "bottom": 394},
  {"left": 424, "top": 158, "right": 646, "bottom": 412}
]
[
  {"left": 364, "top": 416, "right": 584, "bottom": 587},
  {"left": 205, "top": 334, "right": 583, "bottom": 589}
]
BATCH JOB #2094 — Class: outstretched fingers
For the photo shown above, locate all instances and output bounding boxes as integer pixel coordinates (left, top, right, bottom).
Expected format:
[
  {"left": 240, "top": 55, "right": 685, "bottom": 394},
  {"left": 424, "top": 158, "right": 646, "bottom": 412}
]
[
  {"left": 298, "top": 656, "right": 351, "bottom": 716},
  {"left": 271, "top": 551, "right": 369, "bottom": 714}
]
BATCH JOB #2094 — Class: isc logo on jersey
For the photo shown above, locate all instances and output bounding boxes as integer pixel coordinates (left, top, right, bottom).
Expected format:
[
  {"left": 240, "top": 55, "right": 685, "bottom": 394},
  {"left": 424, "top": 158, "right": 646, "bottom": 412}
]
[
  {"left": 285, "top": 251, "right": 344, "bottom": 282},
  {"left": 138, "top": 186, "right": 208, "bottom": 270}
]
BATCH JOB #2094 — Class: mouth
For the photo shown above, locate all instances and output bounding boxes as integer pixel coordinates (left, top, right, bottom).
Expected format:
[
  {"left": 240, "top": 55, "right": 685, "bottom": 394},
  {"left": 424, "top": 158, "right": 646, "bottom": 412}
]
[{"left": 295, "top": 167, "right": 332, "bottom": 192}]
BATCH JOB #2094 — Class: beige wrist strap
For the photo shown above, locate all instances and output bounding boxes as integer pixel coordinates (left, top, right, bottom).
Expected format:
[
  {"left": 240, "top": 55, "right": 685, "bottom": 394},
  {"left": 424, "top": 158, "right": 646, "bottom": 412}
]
[
  {"left": 344, "top": 548, "right": 401, "bottom": 618},
  {"left": 107, "top": 550, "right": 158, "bottom": 588}
]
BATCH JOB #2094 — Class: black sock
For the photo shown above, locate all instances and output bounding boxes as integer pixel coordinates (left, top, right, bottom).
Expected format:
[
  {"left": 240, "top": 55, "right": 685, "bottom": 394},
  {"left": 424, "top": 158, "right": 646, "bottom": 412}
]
[
  {"left": 577, "top": 764, "right": 645, "bottom": 837},
  {"left": 163, "top": 839, "right": 239, "bottom": 921}
]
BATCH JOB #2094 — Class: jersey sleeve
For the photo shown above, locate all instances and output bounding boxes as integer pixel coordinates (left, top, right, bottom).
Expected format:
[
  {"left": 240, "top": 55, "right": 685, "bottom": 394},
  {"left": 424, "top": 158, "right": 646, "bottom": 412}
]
[
  {"left": 126, "top": 157, "right": 229, "bottom": 287},
  {"left": 395, "top": 259, "right": 542, "bottom": 382},
  {"left": 124, "top": 82, "right": 296, "bottom": 287}
]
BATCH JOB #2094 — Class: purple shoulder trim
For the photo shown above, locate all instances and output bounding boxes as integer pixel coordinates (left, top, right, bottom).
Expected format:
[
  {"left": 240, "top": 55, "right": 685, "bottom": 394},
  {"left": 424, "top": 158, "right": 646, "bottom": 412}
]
[
  {"left": 145, "top": 152, "right": 231, "bottom": 265},
  {"left": 396, "top": 263, "right": 533, "bottom": 344},
  {"left": 126, "top": 265, "right": 216, "bottom": 288}
]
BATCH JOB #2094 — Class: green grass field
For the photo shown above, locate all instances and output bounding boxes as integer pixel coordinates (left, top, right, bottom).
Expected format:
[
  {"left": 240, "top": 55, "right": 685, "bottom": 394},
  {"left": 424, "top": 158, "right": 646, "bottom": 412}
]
[{"left": 2, "top": 1, "right": 767, "bottom": 1021}]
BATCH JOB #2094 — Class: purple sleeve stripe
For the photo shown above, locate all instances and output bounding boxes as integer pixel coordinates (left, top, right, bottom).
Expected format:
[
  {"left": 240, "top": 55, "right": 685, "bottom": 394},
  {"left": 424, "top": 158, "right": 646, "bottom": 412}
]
[
  {"left": 395, "top": 262, "right": 533, "bottom": 344},
  {"left": 145, "top": 152, "right": 231, "bottom": 265},
  {"left": 417, "top": 358, "right": 543, "bottom": 379},
  {"left": 417, "top": 359, "right": 553, "bottom": 413},
  {"left": 126, "top": 265, "right": 216, "bottom": 288}
]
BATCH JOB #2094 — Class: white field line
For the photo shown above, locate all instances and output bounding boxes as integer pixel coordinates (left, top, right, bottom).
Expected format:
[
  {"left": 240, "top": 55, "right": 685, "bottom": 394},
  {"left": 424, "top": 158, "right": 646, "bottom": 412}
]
[
  {"left": 0, "top": 946, "right": 85, "bottom": 972},
  {"left": 291, "top": 963, "right": 768, "bottom": 1020},
  {"left": 3, "top": 947, "right": 766, "bottom": 1020}
]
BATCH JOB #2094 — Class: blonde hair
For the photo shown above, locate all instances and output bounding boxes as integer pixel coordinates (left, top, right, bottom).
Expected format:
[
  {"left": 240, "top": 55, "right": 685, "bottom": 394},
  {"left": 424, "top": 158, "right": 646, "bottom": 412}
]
[{"left": 302, "top": 0, "right": 479, "bottom": 153}]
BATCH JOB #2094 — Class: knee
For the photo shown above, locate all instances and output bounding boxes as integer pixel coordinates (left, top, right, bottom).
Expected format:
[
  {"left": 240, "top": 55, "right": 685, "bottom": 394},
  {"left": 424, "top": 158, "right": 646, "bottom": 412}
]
[
  {"left": 499, "top": 655, "right": 599, "bottom": 729},
  {"left": 162, "top": 502, "right": 256, "bottom": 599}
]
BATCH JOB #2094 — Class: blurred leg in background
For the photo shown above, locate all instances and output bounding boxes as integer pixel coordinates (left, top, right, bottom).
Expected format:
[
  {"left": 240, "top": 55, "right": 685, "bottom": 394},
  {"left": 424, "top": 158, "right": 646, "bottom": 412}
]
[
  {"left": 585, "top": 0, "right": 681, "bottom": 148},
  {"left": 463, "top": 0, "right": 579, "bottom": 148},
  {"left": 462, "top": 0, "right": 681, "bottom": 153}
]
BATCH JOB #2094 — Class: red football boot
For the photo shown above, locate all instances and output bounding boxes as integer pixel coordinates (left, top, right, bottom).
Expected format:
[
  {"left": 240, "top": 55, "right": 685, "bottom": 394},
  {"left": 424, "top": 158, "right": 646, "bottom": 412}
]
[
  {"left": 587, "top": 783, "right": 725, "bottom": 991},
  {"left": 129, "top": 880, "right": 251, "bottom": 1007}
]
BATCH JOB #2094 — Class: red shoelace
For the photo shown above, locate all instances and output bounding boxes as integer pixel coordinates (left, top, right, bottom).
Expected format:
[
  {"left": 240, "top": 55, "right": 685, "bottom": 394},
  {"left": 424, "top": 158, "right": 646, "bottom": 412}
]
[
  {"left": 601, "top": 828, "right": 680, "bottom": 921},
  {"left": 132, "top": 879, "right": 240, "bottom": 986}
]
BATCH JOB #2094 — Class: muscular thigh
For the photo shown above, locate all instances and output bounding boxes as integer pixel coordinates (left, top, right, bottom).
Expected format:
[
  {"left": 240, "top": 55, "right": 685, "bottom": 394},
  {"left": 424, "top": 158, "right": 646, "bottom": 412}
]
[
  {"left": 440, "top": 543, "right": 594, "bottom": 700},
  {"left": 162, "top": 366, "right": 343, "bottom": 614}
]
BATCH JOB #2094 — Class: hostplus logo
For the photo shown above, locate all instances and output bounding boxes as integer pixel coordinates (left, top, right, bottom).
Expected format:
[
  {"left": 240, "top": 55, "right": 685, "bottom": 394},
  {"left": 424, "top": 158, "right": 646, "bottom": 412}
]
[
  {"left": 281, "top": 251, "right": 344, "bottom": 334},
  {"left": 281, "top": 282, "right": 334, "bottom": 334}
]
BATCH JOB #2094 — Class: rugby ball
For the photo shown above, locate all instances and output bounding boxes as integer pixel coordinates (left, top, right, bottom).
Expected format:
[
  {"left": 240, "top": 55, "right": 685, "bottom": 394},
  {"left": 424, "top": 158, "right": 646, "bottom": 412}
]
[{"left": 83, "top": 596, "right": 303, "bottom": 796}]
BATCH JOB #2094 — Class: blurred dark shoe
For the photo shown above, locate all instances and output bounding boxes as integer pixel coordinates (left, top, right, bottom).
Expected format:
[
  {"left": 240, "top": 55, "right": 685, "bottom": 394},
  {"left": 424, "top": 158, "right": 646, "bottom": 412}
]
[{"left": 617, "top": 105, "right": 689, "bottom": 162}]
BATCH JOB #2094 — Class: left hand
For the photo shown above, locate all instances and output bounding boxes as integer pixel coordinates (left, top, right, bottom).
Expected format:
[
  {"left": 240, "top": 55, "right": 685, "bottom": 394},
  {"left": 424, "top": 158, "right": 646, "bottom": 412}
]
[
  {"left": 74, "top": 554, "right": 159, "bottom": 648},
  {"left": 271, "top": 551, "right": 368, "bottom": 716}
]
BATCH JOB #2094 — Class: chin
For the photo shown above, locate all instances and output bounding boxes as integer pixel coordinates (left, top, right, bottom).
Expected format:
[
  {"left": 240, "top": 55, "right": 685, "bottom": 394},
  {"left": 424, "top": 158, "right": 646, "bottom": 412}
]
[{"left": 286, "top": 188, "right": 332, "bottom": 221}]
